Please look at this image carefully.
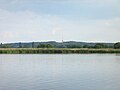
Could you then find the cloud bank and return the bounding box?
[0,8,120,43]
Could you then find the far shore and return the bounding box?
[0,48,120,54]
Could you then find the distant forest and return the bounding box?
[0,41,120,49]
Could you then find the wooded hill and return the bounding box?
[0,41,115,48]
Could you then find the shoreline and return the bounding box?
[0,48,120,54]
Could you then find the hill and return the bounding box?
[2,41,114,48]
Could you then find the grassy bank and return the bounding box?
[0,48,120,54]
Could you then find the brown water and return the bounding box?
[0,54,120,90]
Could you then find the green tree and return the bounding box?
[46,44,54,48]
[32,42,35,48]
[0,43,2,48]
[37,44,53,48]
[0,43,10,48]
[94,43,108,49]
[19,42,22,48]
[2,45,10,48]
[37,44,44,48]
[114,42,120,49]
[66,45,81,48]
[83,45,90,48]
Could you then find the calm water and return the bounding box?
[0,54,120,90]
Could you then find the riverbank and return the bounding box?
[0,48,120,54]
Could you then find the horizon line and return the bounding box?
[1,40,119,44]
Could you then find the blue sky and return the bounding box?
[0,0,120,43]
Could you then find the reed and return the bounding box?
[0,48,120,54]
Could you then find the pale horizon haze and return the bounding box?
[0,0,120,43]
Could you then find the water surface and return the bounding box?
[0,54,120,90]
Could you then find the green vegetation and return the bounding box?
[114,42,120,49]
[32,42,35,48]
[0,42,120,54]
[0,48,120,54]
[0,41,117,49]
[0,43,2,48]
[66,45,82,48]
[19,42,22,48]
[37,44,54,48]
[83,45,90,48]
[94,43,108,49]
[0,43,10,48]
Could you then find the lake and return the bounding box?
[0,54,120,90]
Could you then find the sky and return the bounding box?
[0,0,120,43]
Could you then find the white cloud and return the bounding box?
[0,9,120,43]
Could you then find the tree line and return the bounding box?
[0,42,120,49]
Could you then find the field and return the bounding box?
[0,48,120,54]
